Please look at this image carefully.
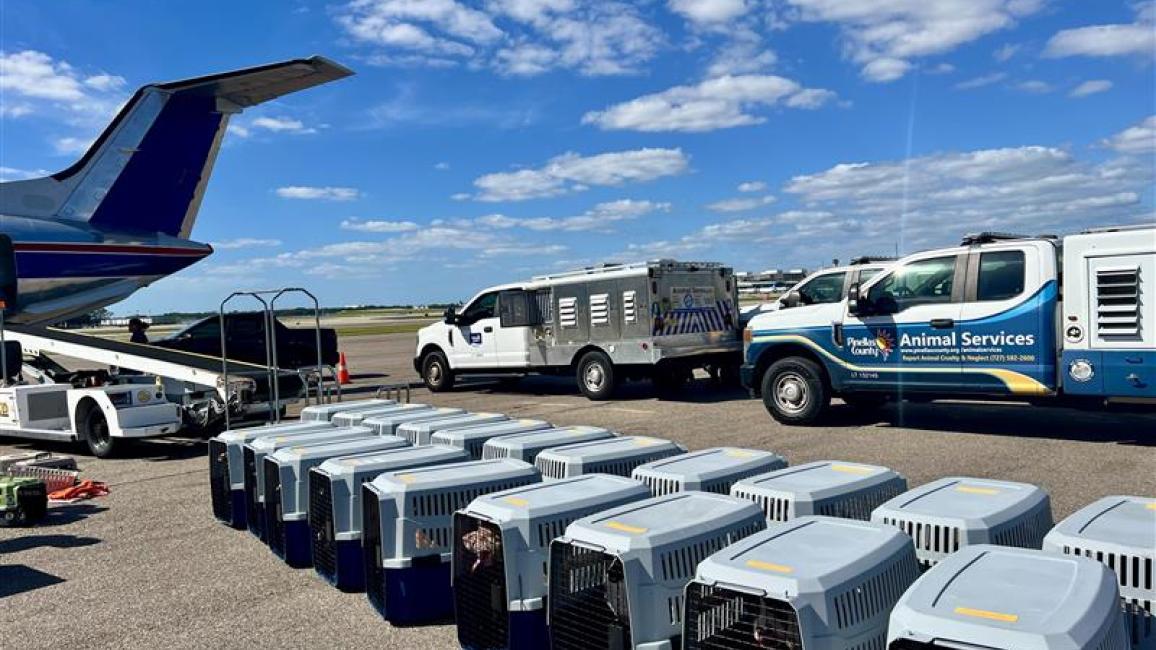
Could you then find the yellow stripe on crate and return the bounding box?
[1147,502,1156,511]
[396,474,417,484]
[503,496,529,507]
[956,486,1000,495]
[745,560,793,574]
[954,607,1018,623]
[605,521,647,534]
[830,464,873,475]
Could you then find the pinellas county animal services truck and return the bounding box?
[742,226,1156,424]
[415,260,741,399]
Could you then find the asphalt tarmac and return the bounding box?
[2,332,1153,648]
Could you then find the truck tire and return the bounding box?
[577,351,616,400]
[761,357,829,425]
[421,350,455,392]
[81,406,118,459]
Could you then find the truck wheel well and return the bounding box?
[74,396,100,435]
[419,344,445,363]
[570,345,608,369]
[753,344,830,396]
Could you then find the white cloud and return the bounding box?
[227,124,251,138]
[251,116,316,134]
[434,161,450,170]
[471,148,690,201]
[338,0,664,77]
[52,136,92,155]
[1044,3,1156,58]
[993,43,1021,61]
[0,166,48,181]
[582,74,836,133]
[211,238,283,250]
[782,0,1043,82]
[0,50,124,115]
[955,72,1007,90]
[668,0,750,25]
[275,186,361,201]
[1070,80,1113,98]
[1015,80,1053,94]
[1101,115,1156,155]
[737,180,766,192]
[340,218,421,232]
[783,145,1152,249]
[706,194,776,212]
[476,199,671,231]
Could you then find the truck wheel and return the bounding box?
[82,407,117,459]
[421,351,455,392]
[761,357,829,425]
[577,351,616,400]
[841,393,889,411]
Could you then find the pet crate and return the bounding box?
[396,412,508,446]
[1044,495,1155,650]
[632,447,787,497]
[263,435,408,567]
[482,426,616,464]
[330,402,433,427]
[300,398,396,422]
[887,545,1129,650]
[361,458,541,625]
[210,420,335,529]
[535,436,686,480]
[872,476,1053,567]
[309,445,471,591]
[429,419,553,460]
[731,460,907,523]
[548,492,766,650]
[242,425,373,540]
[454,474,651,650]
[684,515,919,650]
[360,406,468,436]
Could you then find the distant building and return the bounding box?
[736,268,809,295]
[99,316,153,327]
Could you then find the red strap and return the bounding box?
[48,479,110,500]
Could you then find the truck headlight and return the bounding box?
[1068,359,1094,382]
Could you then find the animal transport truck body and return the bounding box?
[742,226,1156,424]
[415,260,742,399]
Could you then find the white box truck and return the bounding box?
[415,260,741,399]
[742,226,1155,423]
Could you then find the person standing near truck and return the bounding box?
[128,318,150,344]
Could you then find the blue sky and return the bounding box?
[2,0,1153,314]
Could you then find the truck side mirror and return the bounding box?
[443,306,457,325]
[847,283,867,315]
[781,291,801,309]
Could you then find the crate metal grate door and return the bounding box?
[208,439,232,521]
[243,447,263,535]
[549,542,632,650]
[309,470,337,579]
[685,582,804,650]
[362,484,386,611]
[453,514,509,649]
[264,458,285,554]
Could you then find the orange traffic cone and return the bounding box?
[336,352,351,385]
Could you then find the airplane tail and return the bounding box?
[0,56,352,238]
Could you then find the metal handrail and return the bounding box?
[219,292,275,431]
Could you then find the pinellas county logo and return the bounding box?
[848,328,896,360]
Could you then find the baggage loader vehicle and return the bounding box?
[742,227,1156,423]
[416,260,742,400]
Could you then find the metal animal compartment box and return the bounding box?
[684,516,919,650]
[535,436,686,480]
[299,398,397,422]
[242,426,373,540]
[482,426,615,463]
[210,420,336,529]
[548,492,765,650]
[429,419,553,460]
[872,476,1053,567]
[263,435,409,567]
[360,406,467,435]
[330,402,433,427]
[632,447,786,497]
[454,474,651,650]
[1043,495,1155,650]
[731,460,907,523]
[395,411,507,446]
[361,458,541,625]
[309,445,471,591]
[887,545,1129,650]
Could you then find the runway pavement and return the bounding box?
[2,332,1154,648]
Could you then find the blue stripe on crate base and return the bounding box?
[380,562,455,625]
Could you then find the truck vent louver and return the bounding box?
[453,516,509,650]
[1096,266,1141,337]
[558,297,577,328]
[685,583,804,649]
[623,290,637,322]
[590,293,610,326]
[208,439,231,522]
[308,472,337,580]
[549,543,632,650]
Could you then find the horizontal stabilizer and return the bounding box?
[153,56,354,109]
